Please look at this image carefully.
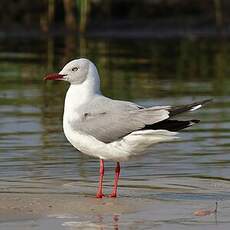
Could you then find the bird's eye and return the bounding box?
[72,67,78,71]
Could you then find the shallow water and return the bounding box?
[0,35,230,229]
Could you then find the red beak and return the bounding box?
[43,73,66,81]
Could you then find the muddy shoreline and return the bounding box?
[0,193,147,221]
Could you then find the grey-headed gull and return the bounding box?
[44,58,211,198]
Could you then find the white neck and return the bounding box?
[64,63,101,113]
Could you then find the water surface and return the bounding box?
[0,35,230,229]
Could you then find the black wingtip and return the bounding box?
[169,99,213,117]
[200,99,213,105]
[190,99,213,111]
[191,119,200,124]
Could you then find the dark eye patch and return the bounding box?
[72,67,79,71]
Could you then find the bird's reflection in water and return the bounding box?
[62,214,120,229]
[113,215,120,230]
[96,214,120,230]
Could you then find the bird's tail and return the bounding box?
[120,129,178,159]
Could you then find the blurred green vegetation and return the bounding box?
[0,0,228,33]
[0,36,230,99]
[0,1,229,100]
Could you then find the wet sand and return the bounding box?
[0,193,228,229]
[0,193,145,220]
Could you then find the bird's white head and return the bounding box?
[44,58,100,88]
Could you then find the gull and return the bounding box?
[44,58,211,198]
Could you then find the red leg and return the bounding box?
[109,162,120,198]
[96,159,105,198]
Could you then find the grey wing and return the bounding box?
[75,111,141,143]
[73,98,170,143]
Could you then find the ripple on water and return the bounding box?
[0,37,230,229]
[1,59,230,175]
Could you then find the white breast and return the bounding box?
[63,116,178,161]
[63,84,178,161]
